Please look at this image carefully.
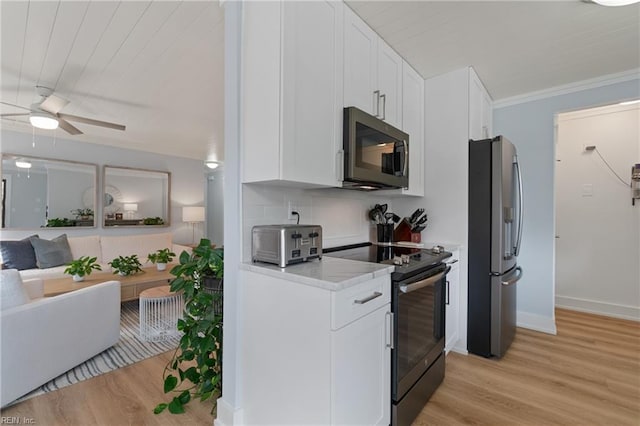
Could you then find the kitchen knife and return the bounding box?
[409,208,424,224]
[414,214,428,226]
[412,225,426,233]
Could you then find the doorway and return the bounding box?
[555,102,640,320]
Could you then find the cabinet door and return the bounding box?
[332,306,391,426]
[445,263,460,354]
[469,70,484,140]
[481,89,493,139]
[401,61,424,196]
[377,41,403,129]
[344,5,378,115]
[282,0,344,187]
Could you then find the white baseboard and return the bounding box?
[214,397,244,426]
[517,311,557,335]
[556,296,640,322]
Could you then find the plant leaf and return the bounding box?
[164,375,178,393]
[178,390,191,405]
[153,403,168,414]
[184,366,200,384]
[168,398,185,414]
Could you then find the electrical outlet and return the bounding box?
[287,201,298,220]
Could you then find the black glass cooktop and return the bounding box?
[324,242,451,280]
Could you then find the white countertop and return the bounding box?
[241,257,394,291]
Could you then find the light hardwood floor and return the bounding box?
[2,309,639,425]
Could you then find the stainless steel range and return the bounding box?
[324,243,451,425]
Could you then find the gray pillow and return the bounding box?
[30,234,73,269]
[0,235,39,271]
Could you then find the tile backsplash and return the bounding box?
[242,183,392,262]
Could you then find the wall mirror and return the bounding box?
[103,166,170,227]
[1,153,97,229]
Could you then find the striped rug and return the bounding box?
[14,300,180,404]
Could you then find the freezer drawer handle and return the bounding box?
[354,291,382,304]
[399,266,451,293]
[502,266,523,286]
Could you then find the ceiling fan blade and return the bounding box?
[57,118,83,135]
[0,101,31,111]
[58,113,125,131]
[1,113,29,117]
[40,94,69,114]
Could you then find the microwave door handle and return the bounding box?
[402,139,408,177]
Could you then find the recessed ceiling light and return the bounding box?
[15,159,32,169]
[29,111,59,130]
[206,161,221,169]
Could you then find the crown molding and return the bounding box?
[493,69,640,109]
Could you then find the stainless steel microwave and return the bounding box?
[342,106,409,190]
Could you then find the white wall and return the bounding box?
[493,76,640,328]
[207,168,225,247]
[0,129,206,244]
[556,102,640,320]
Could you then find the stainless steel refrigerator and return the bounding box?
[468,135,524,358]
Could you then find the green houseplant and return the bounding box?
[147,248,176,271]
[64,256,102,282]
[154,238,223,415]
[46,217,73,227]
[109,254,143,276]
[71,208,94,220]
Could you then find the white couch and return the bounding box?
[16,232,191,280]
[1,272,121,407]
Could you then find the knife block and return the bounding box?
[393,219,413,242]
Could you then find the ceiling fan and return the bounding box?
[0,86,126,135]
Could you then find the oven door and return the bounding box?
[392,265,449,401]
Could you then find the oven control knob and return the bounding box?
[401,254,410,264]
[393,256,403,266]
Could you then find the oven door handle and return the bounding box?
[399,266,450,294]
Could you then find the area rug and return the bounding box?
[13,300,181,404]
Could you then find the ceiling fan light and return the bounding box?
[592,0,639,5]
[29,112,59,130]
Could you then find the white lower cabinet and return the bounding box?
[241,268,391,425]
[445,251,460,354]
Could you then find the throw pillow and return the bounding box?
[30,234,73,269]
[0,235,39,271]
[0,269,31,310]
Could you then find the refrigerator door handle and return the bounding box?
[502,266,523,286]
[514,157,524,256]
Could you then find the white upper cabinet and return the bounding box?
[344,6,403,129]
[469,68,493,140]
[242,1,344,187]
[401,61,424,197]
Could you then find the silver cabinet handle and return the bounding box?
[373,90,381,117]
[385,311,394,349]
[354,291,382,304]
[502,266,523,286]
[446,280,450,305]
[380,93,386,121]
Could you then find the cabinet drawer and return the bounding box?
[331,275,391,330]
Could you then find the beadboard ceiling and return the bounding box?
[1,1,638,161]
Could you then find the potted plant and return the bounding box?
[109,255,143,276]
[64,256,102,282]
[147,248,176,271]
[46,217,73,227]
[143,217,165,225]
[154,238,223,415]
[71,208,94,220]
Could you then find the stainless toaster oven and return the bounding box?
[252,225,322,267]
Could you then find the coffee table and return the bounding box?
[43,266,175,302]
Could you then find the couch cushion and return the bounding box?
[101,233,173,266]
[1,269,30,310]
[68,235,102,263]
[0,235,38,271]
[30,234,73,269]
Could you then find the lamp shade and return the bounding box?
[183,206,205,222]
[123,203,138,212]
